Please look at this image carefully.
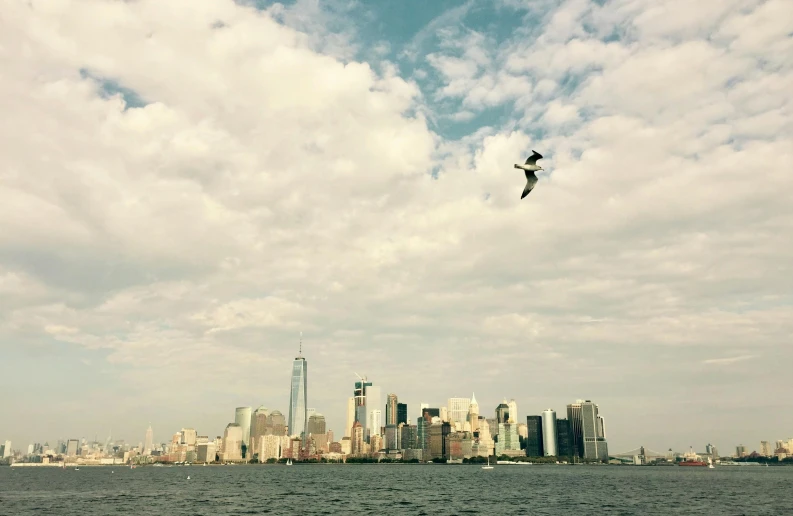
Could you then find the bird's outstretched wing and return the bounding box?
[521,170,538,199]
[525,150,543,166]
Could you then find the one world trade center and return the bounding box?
[288,335,308,442]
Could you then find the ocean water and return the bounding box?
[1,464,790,515]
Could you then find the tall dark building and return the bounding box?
[496,402,510,424]
[417,416,431,454]
[556,418,574,458]
[422,407,440,419]
[567,400,608,460]
[567,401,584,458]
[526,416,544,457]
[397,403,408,425]
[401,424,418,449]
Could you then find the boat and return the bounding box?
[74,467,79,471]
[708,458,715,469]
[678,460,708,467]
[482,457,493,470]
[286,458,293,466]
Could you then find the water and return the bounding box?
[1,464,790,515]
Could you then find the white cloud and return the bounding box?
[1,0,792,452]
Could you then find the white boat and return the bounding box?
[708,458,715,469]
[482,457,493,470]
[286,459,293,466]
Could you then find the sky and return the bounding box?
[1,0,791,455]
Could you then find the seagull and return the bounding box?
[514,150,543,199]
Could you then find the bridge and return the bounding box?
[610,446,669,463]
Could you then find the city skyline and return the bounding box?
[3,345,790,458]
[2,0,791,458]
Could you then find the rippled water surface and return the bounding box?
[1,464,790,515]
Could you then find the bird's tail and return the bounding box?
[513,164,519,168]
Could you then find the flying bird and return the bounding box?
[514,150,543,199]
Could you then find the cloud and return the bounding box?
[1,0,791,454]
[702,355,756,366]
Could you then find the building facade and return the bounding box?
[288,350,308,440]
[542,409,558,456]
[526,416,543,457]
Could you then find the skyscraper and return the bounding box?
[556,418,575,458]
[496,400,510,424]
[579,400,608,461]
[448,397,471,431]
[541,409,557,456]
[346,397,355,437]
[526,416,543,457]
[143,424,154,456]
[235,407,252,453]
[397,403,408,425]
[353,375,372,436]
[365,385,382,440]
[288,340,308,440]
[567,401,583,457]
[508,399,518,424]
[251,406,269,446]
[307,413,326,435]
[386,393,399,426]
[468,393,480,432]
[221,423,243,462]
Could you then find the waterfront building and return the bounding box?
[760,441,774,457]
[196,442,216,463]
[736,444,747,457]
[386,394,399,426]
[570,400,608,461]
[526,416,543,457]
[307,413,326,435]
[440,406,448,422]
[556,418,575,458]
[448,397,471,432]
[446,432,473,460]
[258,435,280,462]
[397,403,408,425]
[542,409,558,456]
[143,424,154,456]
[288,344,308,441]
[221,423,243,462]
[346,397,355,437]
[66,439,78,457]
[366,385,382,441]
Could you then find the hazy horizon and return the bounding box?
[2,0,791,455]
